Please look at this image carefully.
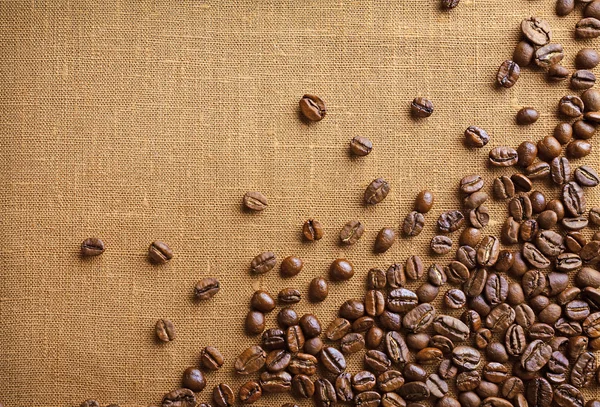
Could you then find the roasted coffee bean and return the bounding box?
[365,289,385,317]
[486,304,516,332]
[536,230,565,257]
[535,43,564,68]
[438,359,458,380]
[554,384,584,407]
[521,340,552,372]
[265,350,291,373]
[522,16,551,45]
[538,136,562,161]
[428,264,447,287]
[250,290,275,313]
[521,220,539,244]
[576,17,600,38]
[526,378,552,407]
[81,237,105,256]
[523,243,551,268]
[235,346,266,375]
[469,205,490,228]
[415,190,434,213]
[584,312,600,337]
[506,324,526,357]
[512,174,533,192]
[352,316,375,333]
[335,373,353,402]
[487,342,509,363]
[304,337,323,356]
[403,303,436,333]
[567,140,593,158]
[517,142,538,168]
[212,384,235,407]
[551,157,572,185]
[557,0,576,15]
[340,220,365,245]
[513,40,535,66]
[321,347,346,374]
[496,251,515,273]
[575,165,599,187]
[302,219,323,241]
[381,392,406,407]
[383,263,404,288]
[258,372,291,394]
[286,325,305,353]
[526,162,551,179]
[364,349,392,374]
[411,97,434,118]
[485,273,508,305]
[501,376,524,400]
[558,287,582,306]
[407,333,431,351]
[352,371,376,392]
[456,371,481,392]
[556,253,582,272]
[464,191,488,209]
[387,288,418,312]
[509,195,532,221]
[379,310,402,330]
[149,241,173,264]
[194,278,220,301]
[350,136,373,156]
[364,178,390,205]
[339,299,364,320]
[243,191,268,212]
[452,345,481,370]
[181,367,206,392]
[548,64,570,82]
[156,319,175,342]
[299,94,326,121]
[200,346,224,371]
[493,176,515,199]
[367,268,386,290]
[489,146,518,166]
[461,309,483,333]
[587,0,600,18]
[404,363,428,382]
[577,48,600,70]
[497,60,520,88]
[433,315,469,341]
[377,370,405,392]
[330,258,354,281]
[445,261,470,284]
[431,235,452,255]
[238,380,262,404]
[308,277,328,302]
[591,208,600,226]
[538,210,558,230]
[555,123,574,144]
[580,265,600,287]
[375,227,396,253]
[354,391,381,407]
[586,111,600,123]
[563,216,589,231]
[477,381,500,399]
[458,392,481,407]
[559,95,585,118]
[568,336,589,359]
[403,211,425,236]
[366,327,384,349]
[523,269,548,298]
[530,191,547,214]
[162,389,197,407]
[530,322,555,342]
[250,252,276,274]
[430,335,455,355]
[547,272,570,296]
[288,353,318,376]
[563,181,586,217]
[460,227,481,248]
[457,245,477,270]
[339,332,364,354]
[572,70,597,90]
[473,329,491,350]
[502,217,519,245]
[384,331,409,363]
[406,255,424,280]
[571,351,597,387]
[280,256,303,277]
[397,382,430,402]
[278,288,301,304]
[299,314,321,338]
[460,174,485,193]
[277,308,298,328]
[426,374,448,398]
[470,295,492,317]
[314,378,336,407]
[325,318,351,341]
[573,119,597,139]
[292,374,315,399]
[477,236,500,267]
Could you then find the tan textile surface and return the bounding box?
[1,0,600,406]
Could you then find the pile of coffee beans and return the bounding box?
[73,18,600,407]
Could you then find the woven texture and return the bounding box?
[1,1,600,406]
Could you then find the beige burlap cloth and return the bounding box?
[1,1,599,406]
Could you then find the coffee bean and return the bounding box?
[438,210,465,232]
[213,384,235,407]
[403,363,427,382]
[403,303,436,333]
[485,273,508,305]
[304,337,323,355]
[286,325,305,353]
[416,283,440,303]
[486,304,516,332]
[493,176,515,199]
[375,227,396,253]
[554,384,584,407]
[299,94,326,121]
[431,235,452,255]
[591,208,600,226]
[386,263,406,288]
[526,378,552,407]
[149,241,173,264]
[308,277,328,302]
[433,315,469,341]
[526,162,551,180]
[238,381,262,404]
[511,174,532,193]
[426,374,448,398]
[559,95,585,117]
[340,332,365,354]
[330,258,354,281]
[513,41,535,66]
[339,299,364,320]
[155,319,175,342]
[474,328,492,349]
[260,371,292,393]
[414,190,434,213]
[445,261,470,284]
[367,268,386,290]
[278,288,301,304]
[277,308,298,328]
[352,371,376,392]
[538,136,562,161]
[452,345,481,370]
[571,351,597,387]
[583,88,600,111]
[245,311,266,335]
[384,331,409,364]
[529,191,546,214]
[299,314,321,338]
[350,136,373,156]
[463,267,487,297]
[427,264,447,286]
[502,377,524,400]
[302,219,324,241]
[314,378,336,407]
[380,392,407,407]
[398,381,430,401]
[366,327,384,349]
[464,126,490,148]
[460,174,484,194]
[456,370,481,392]
[250,251,276,274]
[577,48,600,70]
[250,291,276,313]
[574,119,597,140]
[555,123,574,144]
[587,0,600,18]
[537,210,558,230]
[501,217,519,245]
[522,16,552,45]
[469,205,490,228]
[377,370,405,392]
[288,353,318,375]
[510,195,533,221]
[464,191,488,209]
[340,220,365,245]
[497,60,520,88]
[567,140,592,158]
[411,97,434,118]
[575,165,599,187]
[387,288,418,313]
[505,324,526,357]
[199,346,224,371]
[523,242,551,268]
[325,318,351,341]
[551,157,572,186]
[194,278,220,300]
[400,211,426,237]
[365,289,385,316]
[520,219,539,242]
[563,181,586,216]
[81,237,105,256]
[460,227,481,248]
[320,347,346,374]
[572,70,596,90]
[556,253,582,272]
[576,17,600,38]
[496,250,515,273]
[548,64,570,82]
[576,266,600,287]
[489,146,518,166]
[243,191,268,211]
[521,339,552,372]
[535,43,564,68]
[457,245,477,269]
[334,373,353,402]
[536,230,565,257]
[162,389,196,407]
[280,256,303,277]
[364,178,390,204]
[292,374,314,398]
[557,0,576,15]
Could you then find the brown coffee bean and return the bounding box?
[575,165,599,187]
[548,64,570,82]
[416,347,444,364]
[465,126,490,148]
[181,367,206,392]
[243,191,268,211]
[194,278,220,300]
[213,384,235,407]
[366,327,384,349]
[162,389,197,407]
[520,219,539,242]
[411,97,434,118]
[525,378,552,407]
[559,95,585,118]
[367,268,387,289]
[304,337,323,355]
[464,191,488,209]
[489,146,518,166]
[387,288,419,312]
[438,210,465,232]
[155,319,175,342]
[314,378,336,407]
[576,48,600,70]
[250,251,277,274]
[386,263,406,288]
[511,174,532,193]
[571,351,597,387]
[365,289,385,317]
[469,205,490,228]
[415,190,434,213]
[574,120,597,140]
[385,331,409,364]
[326,318,351,341]
[557,0,575,15]
[485,273,508,305]
[475,328,492,349]
[403,211,425,236]
[521,16,552,45]
[456,371,481,392]
[591,208,600,226]
[403,362,428,382]
[288,353,318,376]
[477,236,500,267]
[375,227,396,253]
[200,346,225,371]
[434,314,469,341]
[292,374,314,398]
[497,60,520,88]
[583,88,600,111]
[501,217,519,245]
[321,347,346,374]
[586,0,600,18]
[452,345,481,370]
[513,41,535,66]
[538,136,562,161]
[563,181,586,217]
[340,220,365,245]
[486,304,516,333]
[277,308,298,328]
[350,136,373,156]
[493,176,515,199]
[299,94,326,121]
[457,245,477,270]
[364,178,390,205]
[576,17,600,38]
[340,332,365,354]
[245,311,266,335]
[431,235,452,255]
[496,250,515,273]
[550,157,571,186]
[460,227,481,247]
[303,219,324,241]
[81,237,105,256]
[339,299,364,320]
[378,370,405,392]
[417,283,440,303]
[308,277,328,302]
[149,241,174,264]
[353,371,376,392]
[572,70,597,90]
[463,267,487,297]
[335,373,353,402]
[280,256,303,277]
[278,288,301,304]
[555,123,574,144]
[299,314,321,338]
[428,264,447,287]
[286,325,305,353]
[535,43,564,68]
[567,140,592,158]
[238,381,262,404]
[521,340,552,372]
[260,371,292,393]
[529,191,546,214]
[330,258,354,281]
[249,291,275,313]
[460,174,485,193]
[526,162,551,180]
[403,303,436,333]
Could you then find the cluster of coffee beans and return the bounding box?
[557,0,600,39]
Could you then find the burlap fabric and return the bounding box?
[1,1,599,406]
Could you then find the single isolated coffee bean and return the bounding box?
[330,258,354,281]
[571,70,596,90]
[411,97,434,118]
[280,256,303,277]
[521,16,552,45]
[243,191,268,211]
[364,178,390,205]
[431,235,452,255]
[403,211,425,236]
[299,94,326,121]
[548,64,570,82]
[516,107,539,125]
[489,146,518,167]
[277,308,298,328]
[415,190,435,213]
[464,126,490,148]
[513,41,535,66]
[497,60,520,88]
[374,227,396,253]
[149,241,174,264]
[511,174,532,192]
[182,367,206,392]
[81,238,105,256]
[303,219,324,241]
[438,210,465,232]
[493,176,515,199]
[250,251,276,274]
[250,290,276,313]
[162,389,197,407]
[155,319,175,342]
[278,288,301,304]
[308,277,328,302]
[350,136,373,156]
[577,48,600,69]
[575,165,600,187]
[194,278,220,300]
[340,220,365,245]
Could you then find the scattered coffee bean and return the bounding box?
[308,277,328,302]
[149,241,174,264]
[403,211,425,236]
[567,139,592,158]
[194,278,220,300]
[557,0,575,15]
[350,136,373,156]
[303,219,324,241]
[571,70,596,90]
[200,346,224,370]
[364,178,390,205]
[489,146,518,167]
[280,256,303,277]
[155,319,175,342]
[513,41,535,66]
[411,97,434,118]
[278,288,301,304]
[330,258,354,281]
[534,43,564,68]
[559,95,584,117]
[548,64,570,82]
[277,307,298,328]
[163,389,196,407]
[299,94,326,121]
[576,17,600,38]
[465,126,490,148]
[415,190,434,213]
[182,367,206,392]
[521,16,552,45]
[250,251,276,274]
[243,191,268,211]
[431,235,452,255]
[245,311,266,335]
[374,227,396,253]
[537,136,562,161]
[81,238,105,256]
[497,60,520,88]
[238,380,262,404]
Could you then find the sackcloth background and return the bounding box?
[1,1,600,406]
